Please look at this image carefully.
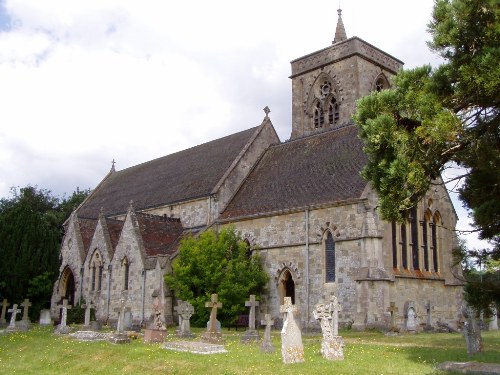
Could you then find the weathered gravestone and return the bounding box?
[39,309,53,326]
[260,314,275,353]
[424,300,434,331]
[17,298,32,331]
[404,302,418,333]
[313,294,344,360]
[6,304,21,333]
[201,294,224,344]
[144,297,167,343]
[54,299,72,334]
[81,300,95,329]
[0,299,9,327]
[241,294,260,343]
[462,306,483,356]
[280,297,305,364]
[387,302,399,332]
[175,300,195,338]
[109,297,130,344]
[488,306,498,331]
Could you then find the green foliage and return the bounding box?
[0,185,89,319]
[165,227,268,327]
[354,0,499,241]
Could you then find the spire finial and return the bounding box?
[333,8,347,44]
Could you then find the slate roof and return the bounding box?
[220,124,368,219]
[136,213,184,257]
[77,126,260,219]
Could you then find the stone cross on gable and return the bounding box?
[245,295,259,331]
[330,294,342,336]
[21,299,32,322]
[82,300,95,327]
[0,298,9,324]
[57,299,72,328]
[8,304,21,328]
[387,302,398,330]
[205,294,222,333]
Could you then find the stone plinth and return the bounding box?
[241,329,260,343]
[70,331,112,341]
[144,328,167,343]
[321,336,344,360]
[164,341,227,355]
[109,333,130,344]
[201,331,224,345]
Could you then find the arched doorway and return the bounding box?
[59,266,76,305]
[278,269,295,305]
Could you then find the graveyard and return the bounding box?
[0,324,499,374]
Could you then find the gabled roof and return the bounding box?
[221,124,368,219]
[105,218,125,251]
[77,218,98,254]
[77,126,260,218]
[136,213,184,257]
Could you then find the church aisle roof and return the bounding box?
[77,218,98,254]
[77,126,260,218]
[136,213,184,257]
[221,124,368,219]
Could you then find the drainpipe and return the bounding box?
[79,267,84,305]
[106,264,112,323]
[305,208,310,329]
[141,269,146,326]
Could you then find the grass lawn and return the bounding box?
[0,325,499,374]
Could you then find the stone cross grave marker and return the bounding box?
[82,300,95,327]
[109,297,130,344]
[425,300,434,330]
[55,299,72,334]
[462,305,483,356]
[175,300,195,338]
[0,298,9,325]
[387,302,399,331]
[206,294,222,333]
[7,304,21,331]
[260,313,275,353]
[330,294,342,336]
[242,294,260,342]
[21,299,32,322]
[280,297,305,364]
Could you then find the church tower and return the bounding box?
[290,9,404,139]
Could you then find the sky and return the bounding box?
[0,0,490,250]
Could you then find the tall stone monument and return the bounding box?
[54,299,72,334]
[313,294,344,360]
[201,294,224,344]
[260,313,275,353]
[109,297,130,344]
[175,300,195,338]
[241,294,260,342]
[462,306,483,356]
[280,297,305,364]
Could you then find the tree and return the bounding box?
[165,227,268,327]
[0,185,89,320]
[353,0,499,253]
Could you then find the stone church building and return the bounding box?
[51,11,464,331]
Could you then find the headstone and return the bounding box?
[206,319,221,332]
[6,303,21,333]
[404,302,417,333]
[260,314,275,353]
[424,300,434,331]
[280,297,305,364]
[81,300,94,328]
[109,297,130,344]
[176,300,195,338]
[313,295,344,360]
[54,299,72,334]
[387,302,399,332]
[241,294,260,342]
[144,298,167,343]
[488,306,498,331]
[39,309,53,326]
[0,299,9,327]
[201,293,224,344]
[462,305,483,356]
[17,298,32,331]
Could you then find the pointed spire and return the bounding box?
[333,8,347,44]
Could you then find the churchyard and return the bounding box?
[0,325,498,374]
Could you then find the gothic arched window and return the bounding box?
[374,74,390,92]
[432,213,441,272]
[328,97,340,125]
[90,250,103,292]
[122,257,130,291]
[313,101,324,128]
[325,231,336,283]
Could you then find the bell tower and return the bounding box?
[289,9,404,140]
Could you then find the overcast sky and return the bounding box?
[0,0,489,250]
